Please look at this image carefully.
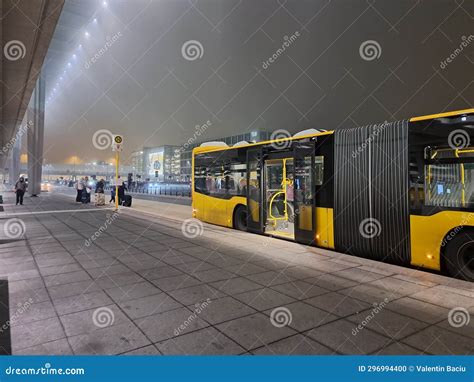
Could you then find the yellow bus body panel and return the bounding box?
[315,207,334,249]
[192,192,246,228]
[410,211,474,270]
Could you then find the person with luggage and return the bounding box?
[117,176,127,205]
[95,178,105,206]
[75,177,85,202]
[81,176,91,204]
[14,176,27,205]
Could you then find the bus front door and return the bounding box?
[246,148,263,233]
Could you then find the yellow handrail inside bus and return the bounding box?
[455,149,466,206]
[268,191,287,223]
[267,158,291,226]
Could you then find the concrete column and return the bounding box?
[27,77,45,196]
[8,131,21,186]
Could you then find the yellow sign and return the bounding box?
[114,135,123,144]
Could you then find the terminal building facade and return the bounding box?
[130,129,271,182]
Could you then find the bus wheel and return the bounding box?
[234,205,247,231]
[445,232,474,281]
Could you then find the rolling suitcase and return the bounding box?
[122,194,132,207]
[81,190,90,204]
[95,193,105,206]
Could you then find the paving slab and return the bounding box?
[135,306,210,342]
[156,327,245,355]
[216,313,297,351]
[306,319,391,355]
[68,322,151,355]
[252,334,334,355]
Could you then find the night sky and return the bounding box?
[42,0,473,165]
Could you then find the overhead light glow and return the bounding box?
[72,54,77,59]
[85,31,90,38]
[93,18,98,23]
[102,1,108,7]
[67,62,72,67]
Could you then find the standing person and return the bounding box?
[117,176,127,205]
[109,177,116,203]
[81,176,91,204]
[14,176,27,205]
[95,178,105,194]
[95,178,105,206]
[75,177,84,202]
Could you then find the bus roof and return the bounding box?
[409,108,474,122]
[193,130,335,155]
[194,108,474,155]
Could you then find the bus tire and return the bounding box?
[233,205,247,231]
[444,231,474,281]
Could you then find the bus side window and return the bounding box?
[314,156,324,186]
[194,165,207,194]
[226,162,246,196]
[409,153,425,212]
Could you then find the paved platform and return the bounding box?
[0,190,472,355]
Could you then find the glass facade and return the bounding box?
[141,145,181,182]
[132,130,270,183]
[130,150,144,178]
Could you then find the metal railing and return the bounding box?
[104,184,191,197]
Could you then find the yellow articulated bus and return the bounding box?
[192,109,474,281]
